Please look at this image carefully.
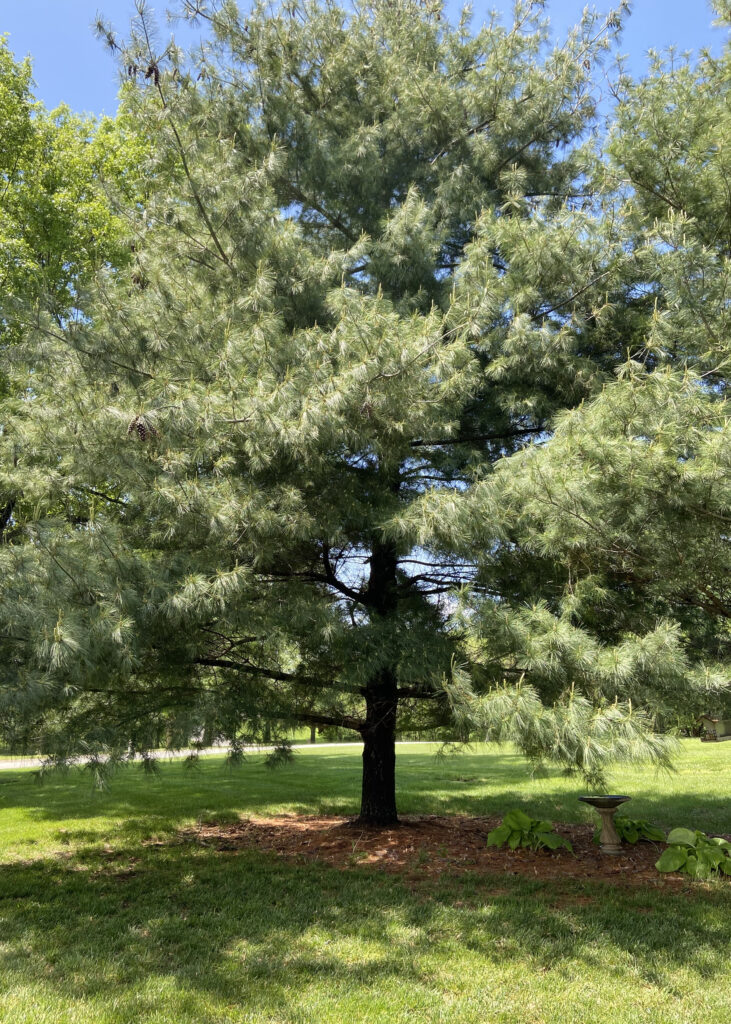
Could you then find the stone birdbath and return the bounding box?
[579,795,631,855]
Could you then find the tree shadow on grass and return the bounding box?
[1,837,730,1023]
[1,748,729,836]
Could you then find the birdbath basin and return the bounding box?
[579,795,631,855]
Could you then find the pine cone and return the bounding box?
[127,415,158,442]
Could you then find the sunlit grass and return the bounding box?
[0,741,729,1024]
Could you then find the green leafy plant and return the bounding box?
[593,817,666,845]
[487,810,572,853]
[655,828,731,879]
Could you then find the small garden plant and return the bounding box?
[487,809,572,853]
[594,817,666,845]
[655,828,731,879]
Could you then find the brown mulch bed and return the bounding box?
[178,814,730,890]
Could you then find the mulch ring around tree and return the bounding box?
[177,815,731,889]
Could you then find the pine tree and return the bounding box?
[411,6,731,740]
[2,0,707,822]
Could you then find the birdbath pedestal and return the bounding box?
[579,795,631,855]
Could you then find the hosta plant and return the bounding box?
[594,817,666,846]
[655,829,731,879]
[487,810,572,853]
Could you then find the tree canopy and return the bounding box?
[1,0,728,823]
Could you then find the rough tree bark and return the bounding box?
[358,666,399,825]
[357,535,400,825]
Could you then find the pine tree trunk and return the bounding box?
[358,673,399,825]
[357,531,401,825]
[310,725,317,744]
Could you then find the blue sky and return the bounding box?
[1,1,727,116]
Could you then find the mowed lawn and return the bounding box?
[0,742,729,1024]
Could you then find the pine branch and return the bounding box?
[293,711,365,732]
[81,488,127,506]
[410,427,544,448]
[322,544,365,603]
[396,686,441,699]
[263,564,368,605]
[288,184,356,241]
[195,657,343,691]
[134,3,232,271]
[0,499,16,539]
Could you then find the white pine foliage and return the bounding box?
[1,0,728,777]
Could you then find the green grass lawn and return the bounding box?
[1,741,730,1024]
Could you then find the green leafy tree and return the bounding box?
[1,1,702,822]
[0,36,137,341]
[0,35,140,541]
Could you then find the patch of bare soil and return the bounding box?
[179,814,729,890]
